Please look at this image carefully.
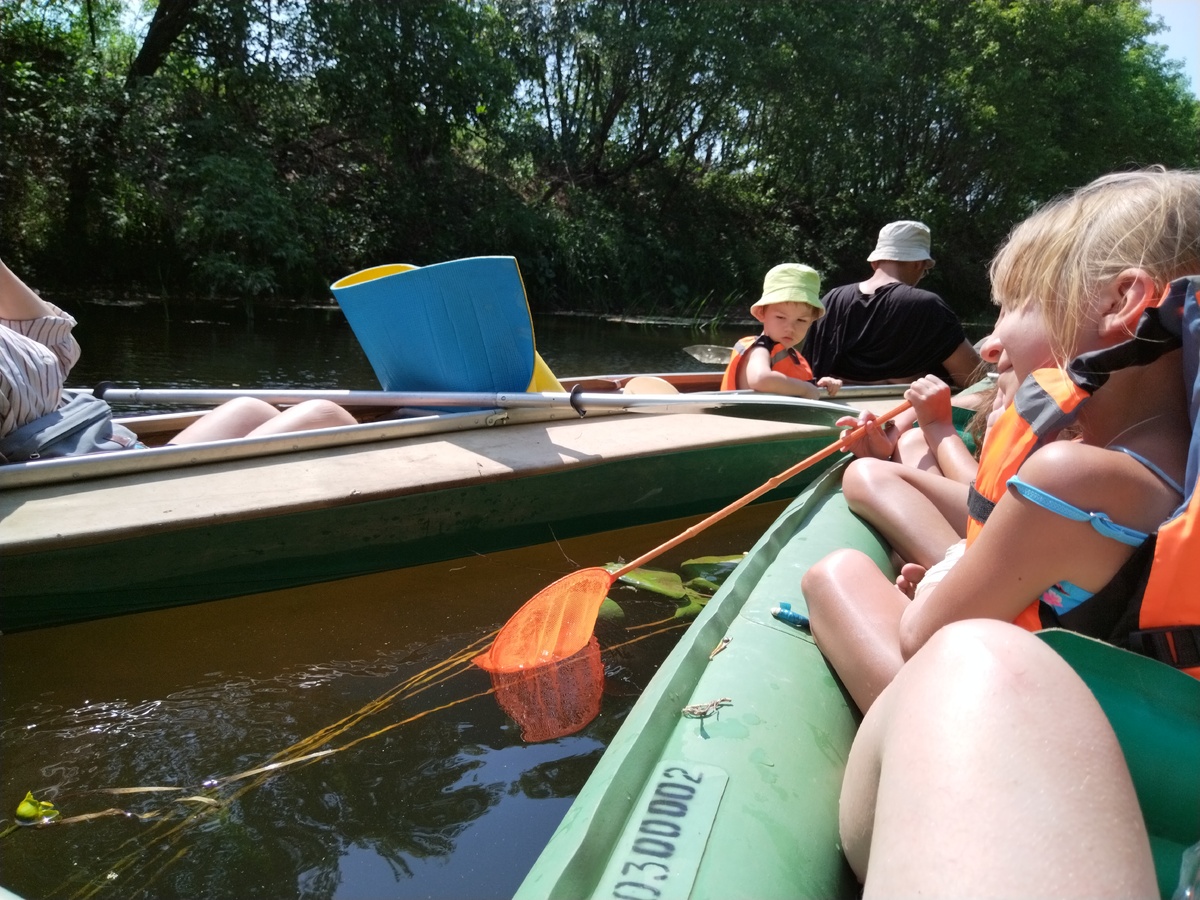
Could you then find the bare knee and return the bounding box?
[893,426,939,471]
[904,619,1047,686]
[843,458,894,513]
[289,399,357,427]
[802,549,877,612]
[248,399,357,437]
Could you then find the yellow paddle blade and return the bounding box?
[473,568,614,673]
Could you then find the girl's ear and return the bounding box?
[1098,268,1159,339]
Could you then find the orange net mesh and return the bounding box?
[473,567,614,673]
[489,636,605,742]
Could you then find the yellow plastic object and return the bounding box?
[329,263,418,289]
[528,351,564,393]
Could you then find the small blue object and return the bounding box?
[771,604,809,629]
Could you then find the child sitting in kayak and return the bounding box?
[720,263,843,399]
[803,167,1200,713]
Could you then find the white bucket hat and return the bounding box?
[867,220,934,263]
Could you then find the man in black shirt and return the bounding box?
[803,221,982,386]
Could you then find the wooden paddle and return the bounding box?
[473,399,913,673]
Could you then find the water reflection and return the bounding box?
[0,502,785,899]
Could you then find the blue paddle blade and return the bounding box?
[331,256,537,393]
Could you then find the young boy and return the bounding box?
[720,263,843,398]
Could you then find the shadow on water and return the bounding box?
[0,501,787,900]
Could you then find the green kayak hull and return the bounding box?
[517,464,1200,900]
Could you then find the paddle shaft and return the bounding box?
[91,384,861,416]
[611,400,912,580]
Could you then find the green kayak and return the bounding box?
[516,463,1200,900]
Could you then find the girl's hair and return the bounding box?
[989,168,1200,364]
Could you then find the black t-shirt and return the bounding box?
[802,281,967,382]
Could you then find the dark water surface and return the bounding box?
[1,297,788,899]
[0,503,787,900]
[58,296,747,393]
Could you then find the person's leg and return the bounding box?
[842,458,968,568]
[890,425,939,471]
[802,549,908,712]
[245,399,357,436]
[840,619,1156,899]
[168,396,281,445]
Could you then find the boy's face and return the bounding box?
[752,301,819,349]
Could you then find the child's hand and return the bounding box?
[835,411,897,459]
[904,375,952,428]
[817,376,843,397]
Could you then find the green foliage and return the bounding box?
[1,0,1196,312]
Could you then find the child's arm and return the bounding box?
[897,440,1182,659]
[743,346,822,398]
[907,376,977,483]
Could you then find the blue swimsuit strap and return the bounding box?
[1005,475,1151,548]
[1109,445,1185,495]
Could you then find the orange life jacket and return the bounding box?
[720,335,814,391]
[964,275,1200,677]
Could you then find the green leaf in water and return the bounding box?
[15,790,59,823]
[671,588,711,619]
[680,555,744,585]
[598,597,625,622]
[614,567,688,599]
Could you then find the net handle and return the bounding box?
[611,400,912,580]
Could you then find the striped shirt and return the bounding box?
[1,305,82,439]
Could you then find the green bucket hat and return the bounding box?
[751,264,824,316]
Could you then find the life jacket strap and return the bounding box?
[1128,626,1200,670]
[966,483,995,525]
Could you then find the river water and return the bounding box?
[59,296,748,393]
[0,298,783,900]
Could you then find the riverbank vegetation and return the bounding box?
[2,0,1196,317]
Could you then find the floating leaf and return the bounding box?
[680,555,744,585]
[597,598,625,622]
[683,577,720,594]
[671,588,711,620]
[612,567,687,599]
[15,791,59,823]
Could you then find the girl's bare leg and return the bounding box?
[168,396,281,445]
[842,458,968,568]
[802,549,908,712]
[169,398,356,444]
[245,399,356,436]
[841,619,1156,899]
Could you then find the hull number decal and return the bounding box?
[594,761,728,900]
